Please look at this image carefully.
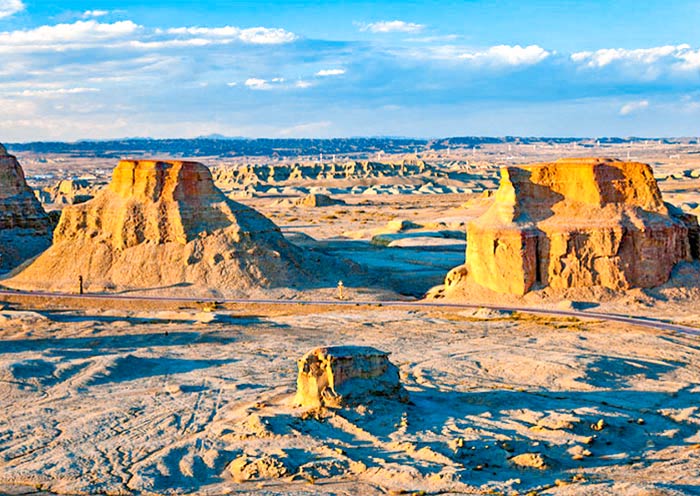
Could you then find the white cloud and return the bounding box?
[244,77,312,90]
[166,26,296,44]
[0,20,297,53]
[572,45,687,68]
[226,82,238,87]
[7,87,99,99]
[619,100,649,116]
[316,68,346,77]
[0,20,141,52]
[462,44,550,66]
[572,44,700,74]
[360,20,424,33]
[82,10,110,19]
[245,78,272,90]
[419,44,550,67]
[0,0,24,19]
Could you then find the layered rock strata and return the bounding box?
[0,146,52,272]
[294,346,403,409]
[445,158,699,295]
[5,160,319,292]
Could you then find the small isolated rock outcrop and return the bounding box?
[0,145,52,272]
[510,452,549,470]
[295,193,345,207]
[229,452,291,482]
[294,346,403,409]
[5,160,324,293]
[443,158,700,296]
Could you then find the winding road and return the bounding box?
[1,288,698,336]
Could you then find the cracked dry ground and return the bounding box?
[2,308,700,495]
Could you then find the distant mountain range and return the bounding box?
[5,136,696,159]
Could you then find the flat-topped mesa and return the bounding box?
[54,160,280,250]
[449,158,699,296]
[6,159,318,293]
[0,146,52,272]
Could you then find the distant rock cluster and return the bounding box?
[35,179,96,206]
[443,158,700,296]
[213,160,429,187]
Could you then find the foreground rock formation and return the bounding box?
[443,158,700,296]
[0,145,52,272]
[5,160,326,293]
[294,346,403,408]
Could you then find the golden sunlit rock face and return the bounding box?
[55,160,254,249]
[0,147,52,272]
[452,158,700,295]
[294,346,403,409]
[5,160,315,293]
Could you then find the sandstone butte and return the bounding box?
[443,158,700,296]
[4,159,326,293]
[0,144,52,272]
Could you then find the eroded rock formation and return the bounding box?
[294,346,403,409]
[36,179,96,205]
[295,193,345,207]
[213,160,428,188]
[5,160,325,292]
[0,146,52,272]
[444,158,700,295]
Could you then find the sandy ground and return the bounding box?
[1,142,700,494]
[2,306,700,495]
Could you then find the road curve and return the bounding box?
[0,288,698,337]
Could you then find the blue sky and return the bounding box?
[0,0,699,141]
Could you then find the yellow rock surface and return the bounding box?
[451,158,699,295]
[294,346,402,409]
[5,160,319,293]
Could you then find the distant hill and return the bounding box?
[4,136,693,159]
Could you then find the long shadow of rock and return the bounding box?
[276,381,700,490]
[0,331,239,355]
[584,355,682,389]
[85,355,236,386]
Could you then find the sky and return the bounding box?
[0,0,699,141]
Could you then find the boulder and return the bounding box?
[229,452,292,482]
[294,346,403,409]
[5,159,328,293]
[0,146,52,272]
[446,158,699,295]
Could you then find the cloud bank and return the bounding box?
[0,10,699,140]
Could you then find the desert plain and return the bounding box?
[2,138,700,495]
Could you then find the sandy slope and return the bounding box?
[1,307,700,495]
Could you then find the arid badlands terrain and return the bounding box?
[2,139,700,495]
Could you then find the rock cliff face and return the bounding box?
[0,147,52,272]
[445,158,699,296]
[5,160,322,292]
